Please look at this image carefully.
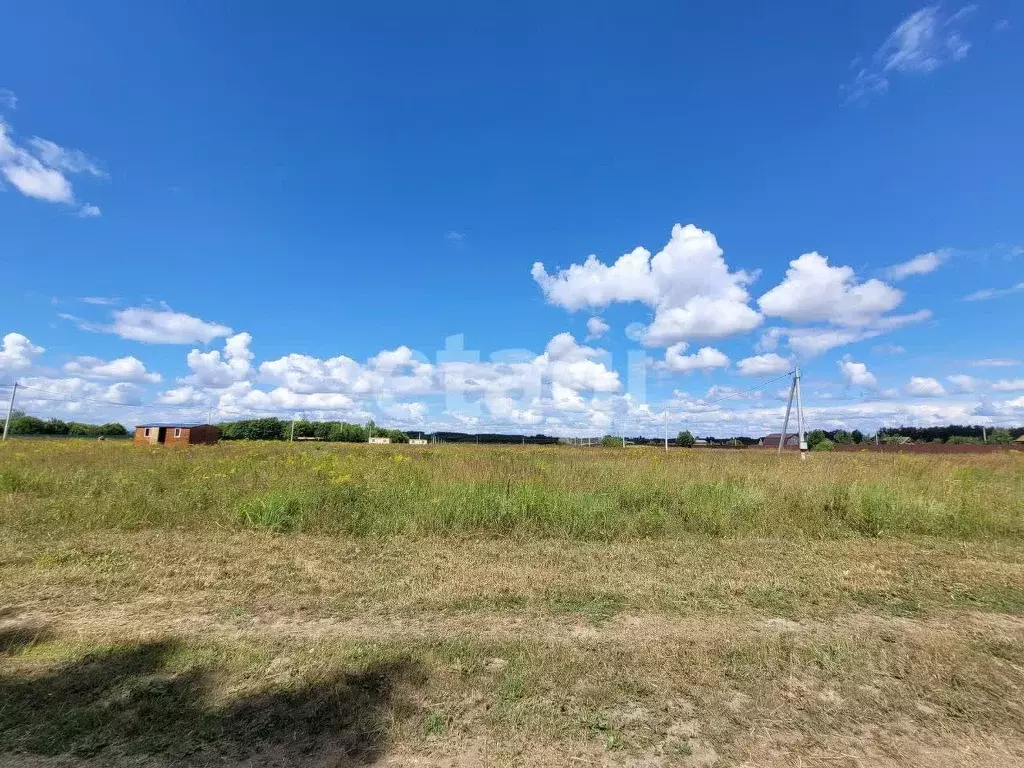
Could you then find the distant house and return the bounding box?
[693,439,709,446]
[368,436,391,445]
[759,432,799,448]
[1015,435,1024,443]
[134,423,220,446]
[408,438,428,445]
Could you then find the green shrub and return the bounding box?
[812,439,835,452]
[948,436,981,445]
[989,428,1013,445]
[806,430,829,449]
[238,490,307,532]
[677,430,695,448]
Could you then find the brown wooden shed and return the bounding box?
[133,423,220,446]
[758,432,799,448]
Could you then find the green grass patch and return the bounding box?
[849,589,927,618]
[951,585,1024,614]
[1,441,1022,542]
[238,490,309,532]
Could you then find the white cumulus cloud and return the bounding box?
[837,356,877,390]
[737,353,792,377]
[380,400,430,422]
[905,376,946,398]
[185,332,253,388]
[64,355,162,384]
[0,332,45,373]
[946,374,979,393]
[157,385,212,406]
[662,343,730,374]
[18,376,145,407]
[585,316,610,340]
[532,224,761,347]
[758,252,903,327]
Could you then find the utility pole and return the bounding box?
[2,382,17,441]
[982,425,987,443]
[794,366,807,460]
[778,373,795,457]
[777,367,808,459]
[290,415,296,442]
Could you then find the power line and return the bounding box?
[696,370,796,409]
[651,370,798,445]
[15,382,356,423]
[15,382,209,410]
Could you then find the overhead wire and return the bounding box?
[695,370,796,409]
[14,382,208,410]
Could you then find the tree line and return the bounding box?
[807,426,1021,450]
[4,411,1022,446]
[430,432,560,445]
[878,424,1024,443]
[217,418,410,443]
[3,412,129,438]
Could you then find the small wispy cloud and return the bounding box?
[992,378,1024,392]
[62,306,233,345]
[81,297,119,306]
[961,282,1024,301]
[970,358,1020,367]
[886,249,949,280]
[0,106,104,217]
[28,137,106,179]
[842,4,979,105]
[993,19,1010,32]
[624,322,646,343]
[0,88,16,111]
[872,344,906,355]
[445,231,465,242]
[585,316,610,341]
[946,374,979,393]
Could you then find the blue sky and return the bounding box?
[1,1,1022,436]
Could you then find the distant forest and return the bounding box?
[878,424,1024,443]
[3,412,1022,445]
[3,412,129,438]
[219,418,410,442]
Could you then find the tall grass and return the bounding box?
[0,441,1021,540]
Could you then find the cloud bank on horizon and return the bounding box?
[4,219,1023,436]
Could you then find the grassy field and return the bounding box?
[1,441,1022,766]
